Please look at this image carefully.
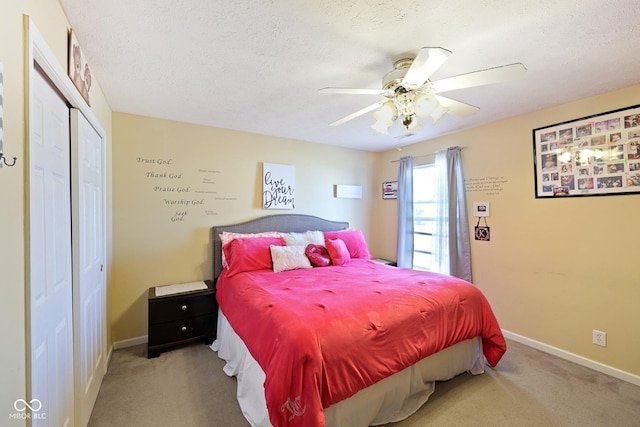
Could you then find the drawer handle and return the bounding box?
[181,305,187,311]
[181,326,187,332]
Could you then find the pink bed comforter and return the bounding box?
[216,259,506,427]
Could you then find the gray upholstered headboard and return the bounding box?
[212,214,349,281]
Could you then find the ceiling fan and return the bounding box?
[318,47,526,135]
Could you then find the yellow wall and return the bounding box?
[0,0,113,416]
[110,112,375,341]
[371,84,640,377]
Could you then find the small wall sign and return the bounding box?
[335,185,362,199]
[382,181,398,199]
[474,218,490,241]
[263,162,295,209]
[473,201,490,217]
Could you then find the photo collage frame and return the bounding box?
[533,104,640,198]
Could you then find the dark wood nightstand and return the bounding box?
[147,280,217,358]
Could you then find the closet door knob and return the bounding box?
[181,305,187,311]
[181,326,187,332]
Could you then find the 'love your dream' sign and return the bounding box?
[263,163,295,209]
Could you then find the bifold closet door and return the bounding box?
[29,65,74,427]
[71,108,107,427]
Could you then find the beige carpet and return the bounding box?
[88,340,640,427]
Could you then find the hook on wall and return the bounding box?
[0,152,17,167]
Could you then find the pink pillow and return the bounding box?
[220,231,282,268]
[326,238,351,266]
[324,229,371,259]
[305,244,331,267]
[225,237,285,276]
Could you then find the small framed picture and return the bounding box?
[68,29,92,106]
[382,181,398,199]
[473,202,490,217]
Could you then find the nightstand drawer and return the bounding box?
[148,313,216,346]
[148,292,216,323]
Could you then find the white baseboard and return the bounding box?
[502,329,640,387]
[106,344,113,368]
[113,335,148,350]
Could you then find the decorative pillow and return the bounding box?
[282,230,325,247]
[220,231,282,268]
[224,236,285,276]
[325,238,351,266]
[305,244,331,267]
[270,245,312,273]
[324,229,371,259]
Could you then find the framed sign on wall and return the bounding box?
[262,162,295,209]
[382,181,398,199]
[67,30,92,106]
[533,104,640,198]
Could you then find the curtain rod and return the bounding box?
[390,146,466,162]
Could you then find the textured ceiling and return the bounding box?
[58,0,640,152]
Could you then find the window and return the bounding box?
[413,165,436,270]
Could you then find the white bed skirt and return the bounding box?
[211,310,485,427]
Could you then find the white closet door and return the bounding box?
[71,109,107,427]
[29,67,74,427]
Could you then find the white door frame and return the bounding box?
[25,15,108,423]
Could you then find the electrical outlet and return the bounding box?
[593,330,607,347]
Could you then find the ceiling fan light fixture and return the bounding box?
[403,115,421,134]
[414,92,438,117]
[430,104,449,124]
[373,100,397,125]
[396,91,416,118]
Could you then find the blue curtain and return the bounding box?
[396,156,414,269]
[433,147,472,281]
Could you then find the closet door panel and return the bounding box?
[71,109,107,427]
[29,67,74,427]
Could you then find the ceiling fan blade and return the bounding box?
[329,101,384,126]
[433,95,479,117]
[319,87,387,95]
[401,47,452,88]
[430,63,527,93]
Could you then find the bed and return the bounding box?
[210,214,506,427]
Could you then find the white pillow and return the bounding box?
[281,230,324,247]
[270,245,312,273]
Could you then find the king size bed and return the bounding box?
[210,214,506,427]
